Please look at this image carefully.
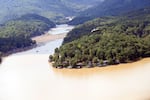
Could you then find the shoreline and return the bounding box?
[52,58,150,76]
[0,24,73,59]
[1,44,37,57]
[32,33,67,44]
[1,33,66,58]
[50,57,150,70]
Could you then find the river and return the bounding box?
[0,24,150,100]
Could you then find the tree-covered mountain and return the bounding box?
[0,14,55,38]
[69,0,150,25]
[66,7,150,43]
[0,0,101,24]
[50,8,150,68]
[0,14,55,57]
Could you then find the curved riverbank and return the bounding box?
[0,24,73,58]
[32,24,74,45]
[0,33,64,60]
[1,54,149,100]
[52,58,150,77]
[32,33,67,44]
[1,24,150,100]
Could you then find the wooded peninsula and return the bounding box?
[49,8,150,69]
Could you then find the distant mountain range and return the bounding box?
[0,0,101,24]
[69,0,150,25]
[82,0,150,17]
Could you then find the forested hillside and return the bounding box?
[0,14,55,38]
[50,8,150,68]
[69,0,150,25]
[0,14,55,58]
[65,8,150,43]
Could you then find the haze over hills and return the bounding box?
[69,0,150,25]
[61,0,101,12]
[0,0,101,24]
[83,0,150,16]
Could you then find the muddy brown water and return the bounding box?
[0,24,150,100]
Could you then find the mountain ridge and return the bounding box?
[69,0,150,25]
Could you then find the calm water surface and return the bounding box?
[0,24,150,100]
[48,24,74,35]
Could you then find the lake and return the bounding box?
[0,24,150,100]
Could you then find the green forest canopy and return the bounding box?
[50,8,150,68]
[0,14,55,57]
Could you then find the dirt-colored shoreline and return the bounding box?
[32,33,67,44]
[1,33,66,58]
[52,58,150,77]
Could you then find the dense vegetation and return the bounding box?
[50,8,150,68]
[0,36,35,53]
[65,8,150,43]
[69,0,150,25]
[0,14,55,60]
[65,16,116,43]
[0,14,55,38]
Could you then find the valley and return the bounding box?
[0,0,150,100]
[0,0,101,24]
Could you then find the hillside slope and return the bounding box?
[66,7,150,43]
[69,0,150,25]
[50,8,150,68]
[0,14,55,56]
